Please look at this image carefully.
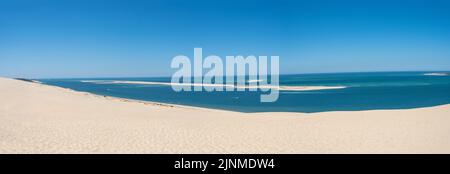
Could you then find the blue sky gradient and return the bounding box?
[1,0,450,78]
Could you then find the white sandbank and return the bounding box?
[1,77,449,154]
[81,80,346,91]
[424,73,448,76]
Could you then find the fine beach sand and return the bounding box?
[0,77,449,153]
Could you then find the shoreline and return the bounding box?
[35,79,238,113]
[44,81,449,114]
[35,78,445,114]
[1,77,450,153]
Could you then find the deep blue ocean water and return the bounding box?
[39,72,450,113]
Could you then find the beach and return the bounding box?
[0,77,449,153]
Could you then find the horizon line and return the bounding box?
[6,70,449,80]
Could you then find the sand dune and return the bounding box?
[0,77,449,153]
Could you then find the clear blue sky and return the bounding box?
[1,0,450,78]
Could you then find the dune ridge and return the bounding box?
[1,77,449,154]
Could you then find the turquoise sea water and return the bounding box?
[39,72,450,113]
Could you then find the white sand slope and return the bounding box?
[0,77,449,153]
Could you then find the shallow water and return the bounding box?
[39,71,450,113]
